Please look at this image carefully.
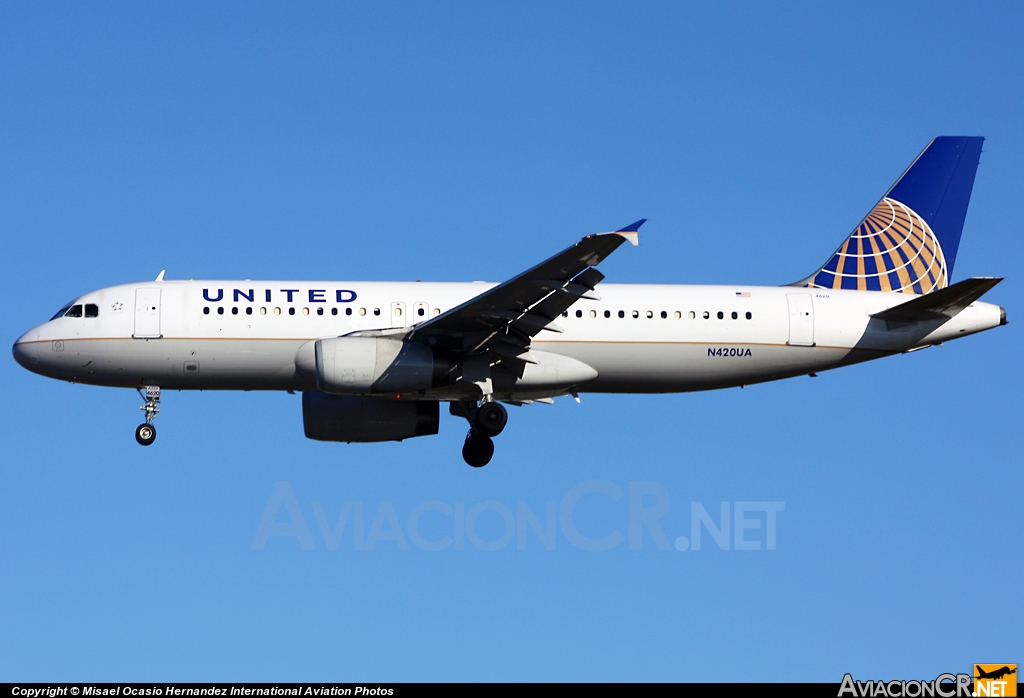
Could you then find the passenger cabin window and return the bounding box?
[64,305,83,318]
[731,311,738,319]
[746,312,752,320]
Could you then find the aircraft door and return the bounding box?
[786,293,814,346]
[134,288,162,338]
[391,301,407,328]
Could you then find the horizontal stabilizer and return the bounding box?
[870,277,1002,323]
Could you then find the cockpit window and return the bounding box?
[51,305,73,320]
[63,305,83,318]
[84,303,99,318]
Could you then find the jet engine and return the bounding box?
[302,391,440,442]
[306,336,454,395]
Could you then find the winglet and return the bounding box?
[155,270,166,282]
[613,218,645,246]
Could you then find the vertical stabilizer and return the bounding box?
[800,137,984,293]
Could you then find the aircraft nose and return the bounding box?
[12,330,40,369]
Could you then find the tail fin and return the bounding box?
[799,137,984,293]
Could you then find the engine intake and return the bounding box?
[302,391,440,442]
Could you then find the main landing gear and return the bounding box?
[135,385,160,446]
[462,430,495,467]
[459,400,508,467]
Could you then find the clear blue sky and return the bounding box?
[1,1,1021,682]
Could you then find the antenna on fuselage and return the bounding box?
[155,270,165,282]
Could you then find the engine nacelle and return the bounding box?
[302,391,440,442]
[313,337,452,395]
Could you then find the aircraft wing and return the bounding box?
[404,220,644,355]
[870,277,1002,323]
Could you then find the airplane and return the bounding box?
[975,666,1016,681]
[12,136,1006,467]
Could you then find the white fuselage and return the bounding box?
[12,279,1004,399]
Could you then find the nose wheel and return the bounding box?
[135,423,156,446]
[135,385,160,446]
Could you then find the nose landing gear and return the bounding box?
[135,385,160,446]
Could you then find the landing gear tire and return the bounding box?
[136,386,161,446]
[474,401,508,437]
[462,430,494,467]
[135,423,156,446]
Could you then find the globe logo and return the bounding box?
[809,197,948,294]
